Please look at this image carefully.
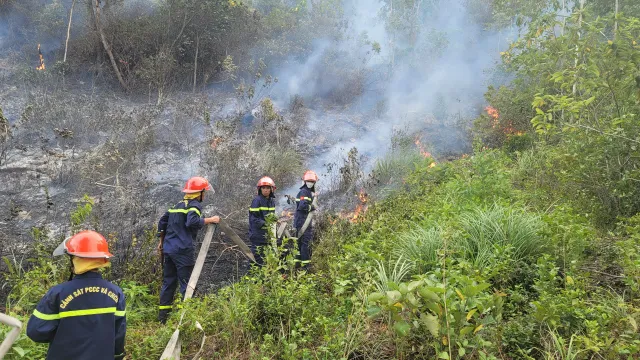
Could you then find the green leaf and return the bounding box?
[393,320,411,337]
[418,287,440,302]
[386,290,402,303]
[420,313,440,337]
[584,96,596,105]
[399,283,409,295]
[367,292,384,303]
[628,316,638,332]
[427,286,446,294]
[367,306,381,317]
[460,326,474,336]
[13,347,25,357]
[406,292,419,307]
[426,301,443,316]
[438,351,450,359]
[408,280,423,291]
[470,283,491,296]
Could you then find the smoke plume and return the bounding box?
[272,0,508,200]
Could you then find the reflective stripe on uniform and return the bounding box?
[249,207,276,212]
[168,207,201,216]
[298,197,312,201]
[158,305,172,310]
[32,309,60,320]
[33,307,125,320]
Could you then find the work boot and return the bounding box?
[158,309,171,324]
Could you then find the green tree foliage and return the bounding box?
[476,9,640,227]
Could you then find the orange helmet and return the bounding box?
[257,176,276,189]
[182,176,213,194]
[302,170,318,182]
[53,230,113,258]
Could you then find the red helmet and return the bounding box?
[302,170,318,182]
[53,230,113,258]
[182,176,213,193]
[257,176,276,189]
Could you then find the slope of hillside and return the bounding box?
[4,147,639,359]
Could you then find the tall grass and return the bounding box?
[372,257,414,293]
[392,227,443,274]
[370,151,424,188]
[460,205,544,268]
[521,328,584,360]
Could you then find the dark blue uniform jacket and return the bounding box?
[294,185,315,229]
[26,272,126,360]
[158,198,205,253]
[249,193,275,245]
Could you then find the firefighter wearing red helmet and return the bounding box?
[156,176,219,323]
[26,231,127,360]
[248,176,276,266]
[294,170,319,268]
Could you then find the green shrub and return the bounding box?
[367,265,504,359]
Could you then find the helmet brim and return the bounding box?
[68,251,114,259]
[52,238,69,257]
[182,185,213,194]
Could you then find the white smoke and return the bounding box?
[273,0,510,202]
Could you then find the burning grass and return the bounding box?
[336,188,369,223]
[36,44,45,71]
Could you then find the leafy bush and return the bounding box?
[367,266,504,359]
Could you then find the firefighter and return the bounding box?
[248,176,277,266]
[26,230,126,360]
[293,170,318,267]
[156,176,219,324]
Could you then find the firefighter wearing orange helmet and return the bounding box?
[27,230,127,360]
[156,176,219,323]
[248,176,276,266]
[293,170,319,267]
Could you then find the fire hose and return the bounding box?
[296,195,318,239]
[217,220,255,263]
[0,313,22,358]
[283,194,318,239]
[160,220,257,359]
[160,224,216,360]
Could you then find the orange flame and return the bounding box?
[36,44,45,71]
[485,106,499,120]
[345,189,369,223]
[501,121,525,136]
[414,136,432,158]
[485,106,499,128]
[358,188,368,203]
[351,203,366,222]
[485,106,525,136]
[414,135,437,167]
